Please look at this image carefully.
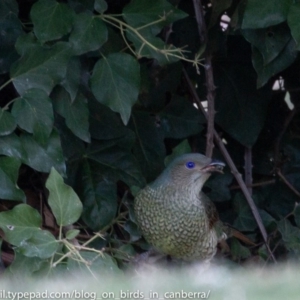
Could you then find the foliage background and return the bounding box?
[0,0,300,276]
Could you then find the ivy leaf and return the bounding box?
[164,139,191,166]
[0,0,22,74]
[94,0,108,13]
[233,193,257,231]
[85,138,145,188]
[20,131,65,175]
[0,109,17,136]
[66,229,80,240]
[0,204,57,258]
[242,23,291,65]
[46,167,83,226]
[252,38,297,88]
[0,204,41,245]
[0,157,25,201]
[69,12,107,55]
[242,0,292,29]
[52,87,90,143]
[130,110,165,182]
[287,3,300,50]
[294,205,300,228]
[0,134,26,160]
[18,230,58,259]
[80,162,118,231]
[30,0,74,43]
[90,53,140,125]
[12,89,54,146]
[60,58,81,102]
[123,0,188,34]
[10,41,72,95]
[277,219,300,252]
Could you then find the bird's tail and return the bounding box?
[222,224,257,246]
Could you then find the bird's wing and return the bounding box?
[199,192,219,229]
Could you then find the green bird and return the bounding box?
[134,153,227,262]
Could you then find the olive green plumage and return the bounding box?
[134,153,226,261]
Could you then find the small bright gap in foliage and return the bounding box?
[193,101,207,111]
[284,92,294,110]
[220,14,230,31]
[222,138,228,145]
[272,77,285,90]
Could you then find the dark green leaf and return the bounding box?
[278,219,300,251]
[0,157,25,201]
[123,0,188,33]
[0,134,26,160]
[66,229,80,240]
[80,165,117,231]
[242,23,291,65]
[12,89,54,146]
[233,193,257,231]
[214,63,271,146]
[0,109,16,136]
[159,95,204,138]
[252,38,298,88]
[0,204,41,245]
[207,172,233,202]
[0,0,22,74]
[31,0,74,43]
[15,33,39,56]
[85,139,145,188]
[294,205,300,228]
[94,0,108,13]
[10,41,72,95]
[287,3,300,50]
[164,139,191,166]
[7,252,45,277]
[242,0,292,29]
[88,98,133,140]
[69,13,107,55]
[230,238,251,260]
[18,230,58,259]
[20,131,66,175]
[46,167,83,226]
[130,110,165,181]
[90,53,140,125]
[60,58,81,102]
[67,251,121,275]
[52,87,90,143]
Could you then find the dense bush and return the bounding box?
[0,0,300,276]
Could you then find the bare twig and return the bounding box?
[192,0,215,158]
[244,147,253,195]
[230,179,276,190]
[277,169,300,198]
[183,68,277,263]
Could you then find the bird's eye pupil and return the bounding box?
[186,161,195,169]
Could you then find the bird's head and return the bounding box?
[151,153,225,192]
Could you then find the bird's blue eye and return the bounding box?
[186,161,195,169]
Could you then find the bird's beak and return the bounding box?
[202,159,225,173]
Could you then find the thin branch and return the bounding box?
[230,179,276,190]
[277,169,300,198]
[183,68,277,263]
[192,0,215,158]
[244,147,253,195]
